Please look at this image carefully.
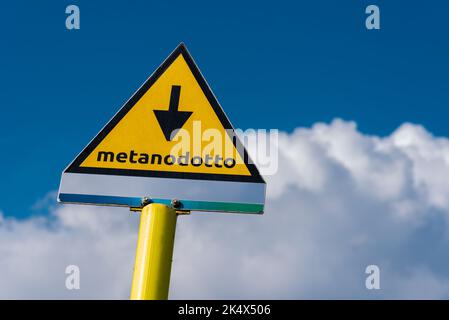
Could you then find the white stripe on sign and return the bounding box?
[59,173,266,204]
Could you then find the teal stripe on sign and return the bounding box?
[58,193,264,214]
[58,193,142,207]
[180,200,264,213]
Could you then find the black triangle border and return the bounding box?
[65,43,265,184]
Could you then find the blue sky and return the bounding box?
[0,0,448,218]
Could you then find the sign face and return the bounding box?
[58,43,266,213]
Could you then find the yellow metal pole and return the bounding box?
[130,203,177,300]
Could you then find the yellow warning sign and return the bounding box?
[66,43,263,183]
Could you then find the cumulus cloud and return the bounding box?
[0,204,139,299]
[1,119,449,299]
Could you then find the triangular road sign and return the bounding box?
[58,43,266,213]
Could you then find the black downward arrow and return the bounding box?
[154,85,193,141]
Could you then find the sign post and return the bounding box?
[130,203,177,300]
[57,43,266,300]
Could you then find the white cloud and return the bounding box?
[1,119,449,299]
[0,205,139,299]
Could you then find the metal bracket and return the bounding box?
[129,197,191,215]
